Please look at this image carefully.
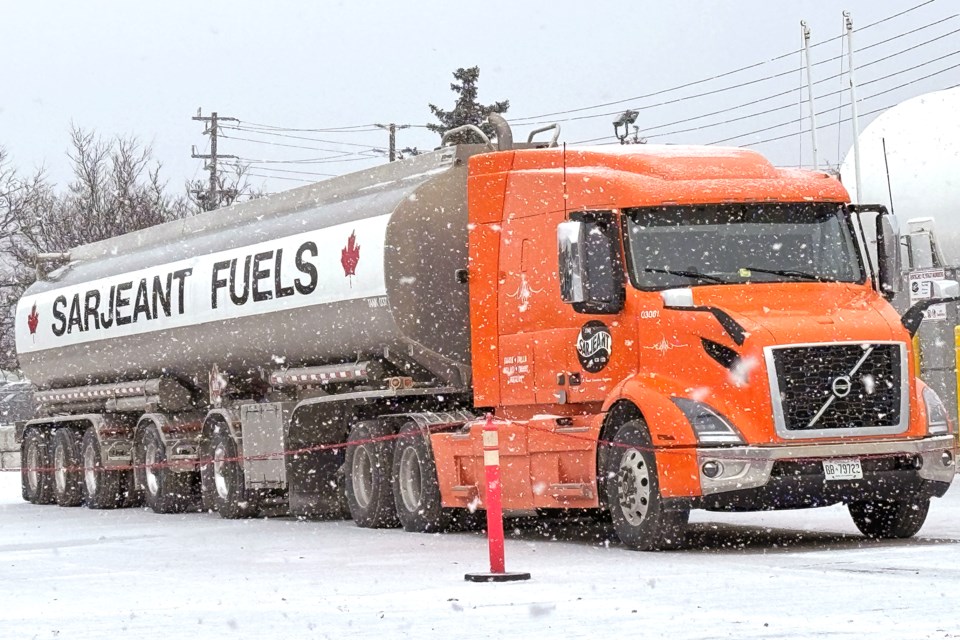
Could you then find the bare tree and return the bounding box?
[0,128,193,369]
[0,148,56,369]
[185,162,264,212]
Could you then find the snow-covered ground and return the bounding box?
[1,471,958,639]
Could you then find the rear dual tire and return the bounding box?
[344,420,452,533]
[21,428,54,505]
[82,428,134,509]
[392,422,450,533]
[52,428,84,507]
[136,425,196,514]
[344,420,399,528]
[200,426,260,519]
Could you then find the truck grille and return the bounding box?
[767,342,906,436]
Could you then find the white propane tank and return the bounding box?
[840,87,960,266]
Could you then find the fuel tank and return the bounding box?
[16,145,483,390]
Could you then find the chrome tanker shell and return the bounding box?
[16,145,478,390]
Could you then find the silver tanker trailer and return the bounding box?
[14,133,508,518]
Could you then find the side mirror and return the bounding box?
[558,220,586,303]
[557,216,625,314]
[876,213,901,299]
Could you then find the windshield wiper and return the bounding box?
[740,266,837,282]
[643,267,730,284]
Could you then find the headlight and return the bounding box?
[671,398,745,445]
[922,386,951,435]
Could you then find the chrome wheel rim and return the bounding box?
[617,448,651,526]
[26,440,39,492]
[398,447,423,512]
[213,443,229,500]
[352,446,374,508]
[144,441,160,496]
[83,441,98,496]
[54,443,67,494]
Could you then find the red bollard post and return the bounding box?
[465,413,531,583]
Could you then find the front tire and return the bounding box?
[849,497,930,539]
[52,428,84,507]
[392,422,451,533]
[344,420,399,528]
[21,428,54,505]
[604,420,689,551]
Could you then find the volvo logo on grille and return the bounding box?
[831,375,852,398]
[807,345,876,428]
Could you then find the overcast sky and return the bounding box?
[1,0,957,195]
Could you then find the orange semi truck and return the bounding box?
[15,119,957,550]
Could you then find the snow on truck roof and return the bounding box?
[62,141,844,266]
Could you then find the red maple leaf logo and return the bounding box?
[27,303,39,340]
[341,231,360,283]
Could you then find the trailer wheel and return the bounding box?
[207,427,259,519]
[52,428,84,507]
[80,428,127,509]
[392,422,451,533]
[344,420,399,528]
[848,497,930,539]
[136,425,194,514]
[21,428,54,505]
[604,420,688,551]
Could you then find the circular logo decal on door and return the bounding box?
[576,320,612,373]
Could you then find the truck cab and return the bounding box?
[434,144,956,550]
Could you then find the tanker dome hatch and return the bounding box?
[840,87,960,266]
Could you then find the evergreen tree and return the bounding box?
[427,66,509,145]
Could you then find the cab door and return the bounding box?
[556,211,636,406]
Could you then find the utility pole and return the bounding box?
[801,21,820,171]
[844,11,863,202]
[192,109,238,210]
[375,123,410,161]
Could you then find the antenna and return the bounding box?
[562,142,569,218]
[882,137,895,216]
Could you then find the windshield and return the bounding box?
[625,203,865,290]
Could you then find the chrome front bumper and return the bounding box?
[697,435,957,496]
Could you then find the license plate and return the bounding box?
[822,458,863,481]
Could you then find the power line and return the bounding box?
[706,53,960,144]
[640,21,960,138]
[570,18,959,145]
[508,0,943,124]
[237,119,381,133]
[220,132,373,157]
[741,82,959,148]
[525,13,959,131]
[220,162,337,178]
[224,125,393,150]
[244,172,316,183]
[200,2,948,154]
[643,30,960,141]
[234,155,381,165]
